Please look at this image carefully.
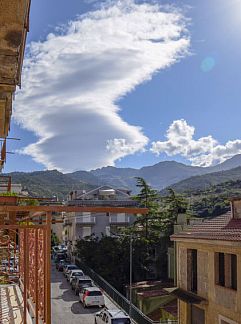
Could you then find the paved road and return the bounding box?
[51,263,118,324]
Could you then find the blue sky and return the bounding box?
[5,0,241,172]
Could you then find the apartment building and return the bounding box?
[170,198,241,324]
[63,186,137,244]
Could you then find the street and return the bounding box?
[51,263,119,324]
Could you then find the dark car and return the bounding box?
[54,251,67,264]
[56,259,66,271]
[74,276,93,295]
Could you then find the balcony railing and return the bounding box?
[75,216,96,225]
[109,215,130,224]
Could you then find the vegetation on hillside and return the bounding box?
[4,170,95,200]
[162,166,241,194]
[183,179,241,217]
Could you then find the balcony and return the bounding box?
[75,216,96,225]
[109,215,130,224]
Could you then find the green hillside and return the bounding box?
[186,179,241,217]
[162,166,241,194]
[4,170,96,200]
[160,167,241,217]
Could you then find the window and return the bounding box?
[117,213,126,222]
[82,227,91,237]
[218,253,225,286]
[231,254,237,290]
[112,319,131,324]
[88,290,103,296]
[215,253,237,290]
[187,249,197,293]
[82,212,91,222]
[191,306,205,324]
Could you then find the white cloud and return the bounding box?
[151,119,241,167]
[14,0,190,172]
[106,138,146,156]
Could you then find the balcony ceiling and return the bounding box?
[0,0,30,138]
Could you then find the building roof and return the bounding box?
[67,199,137,207]
[137,289,169,298]
[76,185,131,199]
[164,287,207,305]
[171,211,241,242]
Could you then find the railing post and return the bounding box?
[23,228,28,324]
[129,234,133,318]
[45,212,52,324]
[35,229,39,324]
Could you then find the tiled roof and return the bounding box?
[137,289,169,298]
[171,211,241,242]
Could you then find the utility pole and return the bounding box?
[111,231,134,318]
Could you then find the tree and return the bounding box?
[160,188,188,236]
[132,177,161,240]
[51,231,60,246]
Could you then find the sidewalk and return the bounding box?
[0,284,32,324]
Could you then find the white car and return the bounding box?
[79,287,105,308]
[64,264,78,277]
[95,309,131,324]
[68,269,84,283]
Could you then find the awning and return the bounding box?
[164,287,208,305]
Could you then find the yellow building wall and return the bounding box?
[176,240,241,324]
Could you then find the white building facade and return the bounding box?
[63,186,137,244]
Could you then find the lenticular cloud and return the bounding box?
[14,0,190,172]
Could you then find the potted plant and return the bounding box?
[0,192,18,205]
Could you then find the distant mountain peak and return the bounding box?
[4,154,241,197]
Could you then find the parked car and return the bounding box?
[67,269,84,282]
[58,244,67,252]
[79,286,105,308]
[64,264,78,277]
[56,259,66,271]
[71,275,91,291]
[95,309,131,324]
[73,276,93,295]
[63,263,71,274]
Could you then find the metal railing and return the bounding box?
[75,216,96,224]
[109,215,130,224]
[75,258,177,324]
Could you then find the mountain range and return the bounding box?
[3,154,241,199]
[90,154,241,192]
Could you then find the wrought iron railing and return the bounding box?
[75,258,177,324]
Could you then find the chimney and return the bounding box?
[231,198,241,219]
